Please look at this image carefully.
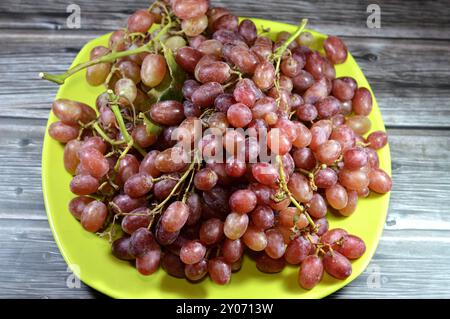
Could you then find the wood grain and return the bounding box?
[0,0,449,39]
[0,0,449,299]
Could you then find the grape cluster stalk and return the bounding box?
[42,0,392,289]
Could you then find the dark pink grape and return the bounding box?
[365,147,380,168]
[136,246,161,276]
[150,100,184,126]
[70,174,99,195]
[77,147,109,179]
[288,173,313,203]
[304,51,325,80]
[182,79,201,100]
[208,257,231,285]
[238,19,257,45]
[343,147,369,170]
[252,163,279,186]
[225,158,246,177]
[233,78,262,107]
[155,220,179,246]
[212,14,239,32]
[68,196,94,220]
[255,252,286,273]
[315,96,341,119]
[173,0,208,20]
[264,228,286,259]
[112,194,146,214]
[180,240,207,264]
[222,238,244,263]
[285,236,312,265]
[185,259,208,281]
[64,140,82,175]
[191,82,224,108]
[367,131,388,149]
[139,150,161,178]
[251,205,274,230]
[214,93,236,113]
[80,200,107,232]
[303,77,329,105]
[124,173,153,198]
[121,208,152,235]
[161,201,190,232]
[335,234,366,259]
[339,190,358,216]
[112,237,134,261]
[227,103,253,128]
[229,46,259,74]
[196,61,231,84]
[323,36,348,64]
[224,212,249,240]
[339,168,370,191]
[314,217,329,236]
[161,252,185,278]
[352,87,373,116]
[368,168,392,194]
[296,103,318,122]
[292,147,317,170]
[141,54,167,87]
[330,125,356,152]
[48,121,80,143]
[332,77,356,101]
[323,251,352,279]
[127,9,154,33]
[325,183,348,209]
[229,189,257,214]
[292,70,315,92]
[314,140,342,166]
[193,168,218,191]
[314,167,338,189]
[306,197,327,222]
[298,255,323,289]
[199,218,224,245]
[320,228,348,248]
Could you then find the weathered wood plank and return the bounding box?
[0,30,449,127]
[0,218,449,298]
[0,0,449,39]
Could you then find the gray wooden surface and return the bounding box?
[0,0,449,299]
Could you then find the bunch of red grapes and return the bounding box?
[46,0,392,290]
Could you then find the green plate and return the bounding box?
[42,18,391,299]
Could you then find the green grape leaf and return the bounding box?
[148,44,186,103]
[139,112,163,136]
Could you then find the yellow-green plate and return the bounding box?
[42,18,391,299]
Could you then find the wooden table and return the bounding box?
[0,0,449,298]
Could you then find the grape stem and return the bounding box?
[107,91,147,160]
[151,151,199,213]
[274,19,308,58]
[92,122,124,146]
[276,155,317,231]
[39,21,176,85]
[272,19,308,105]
